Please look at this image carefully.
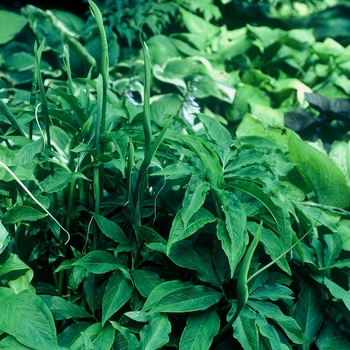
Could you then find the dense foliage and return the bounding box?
[0,0,350,349]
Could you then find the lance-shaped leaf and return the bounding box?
[214,188,247,277]
[167,207,216,255]
[102,269,133,325]
[0,288,58,350]
[73,251,122,274]
[139,313,171,350]
[179,307,219,350]
[181,174,210,228]
[324,278,350,311]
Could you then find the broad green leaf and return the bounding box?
[248,300,304,344]
[8,269,34,294]
[324,234,342,268]
[249,284,293,301]
[73,251,121,274]
[0,335,34,349]
[41,172,88,193]
[92,325,115,350]
[214,188,247,277]
[168,240,220,288]
[3,206,47,224]
[0,254,31,278]
[324,278,350,311]
[142,280,191,312]
[180,8,219,37]
[0,288,58,350]
[197,113,232,143]
[247,24,286,49]
[0,10,27,45]
[329,141,350,186]
[14,139,44,169]
[167,207,216,254]
[102,269,133,325]
[133,269,164,298]
[40,295,93,320]
[289,132,350,208]
[179,307,219,350]
[139,313,171,350]
[294,281,323,345]
[181,174,210,228]
[150,285,222,313]
[133,225,167,245]
[312,38,345,60]
[93,213,129,246]
[231,305,259,350]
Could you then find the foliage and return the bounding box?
[0,1,350,349]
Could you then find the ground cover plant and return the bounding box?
[0,0,350,349]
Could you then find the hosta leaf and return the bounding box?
[231,305,259,350]
[0,288,58,350]
[214,188,247,277]
[168,240,220,288]
[73,251,121,274]
[247,24,286,49]
[3,206,47,224]
[179,307,219,350]
[248,300,304,345]
[40,295,93,320]
[181,174,210,228]
[294,281,323,345]
[0,10,27,45]
[133,269,164,298]
[249,284,294,301]
[167,207,215,254]
[41,172,88,193]
[102,269,133,325]
[139,313,171,350]
[324,278,350,311]
[0,220,10,254]
[93,213,129,246]
[289,132,350,208]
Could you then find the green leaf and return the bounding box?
[0,254,31,278]
[294,281,323,345]
[167,207,216,254]
[289,132,350,208]
[324,278,350,311]
[142,281,222,313]
[133,270,164,298]
[69,322,102,350]
[247,24,286,49]
[102,269,133,325]
[316,321,350,350]
[0,10,27,45]
[3,206,47,224]
[40,295,93,320]
[0,335,34,349]
[197,113,232,143]
[255,313,283,350]
[179,307,219,350]
[91,325,115,350]
[181,174,210,228]
[231,305,259,350]
[168,240,220,288]
[324,234,342,268]
[139,313,171,350]
[93,213,129,246]
[249,284,293,301]
[73,251,121,274]
[248,300,304,345]
[41,172,88,193]
[214,188,247,277]
[0,288,58,350]
[0,221,10,254]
